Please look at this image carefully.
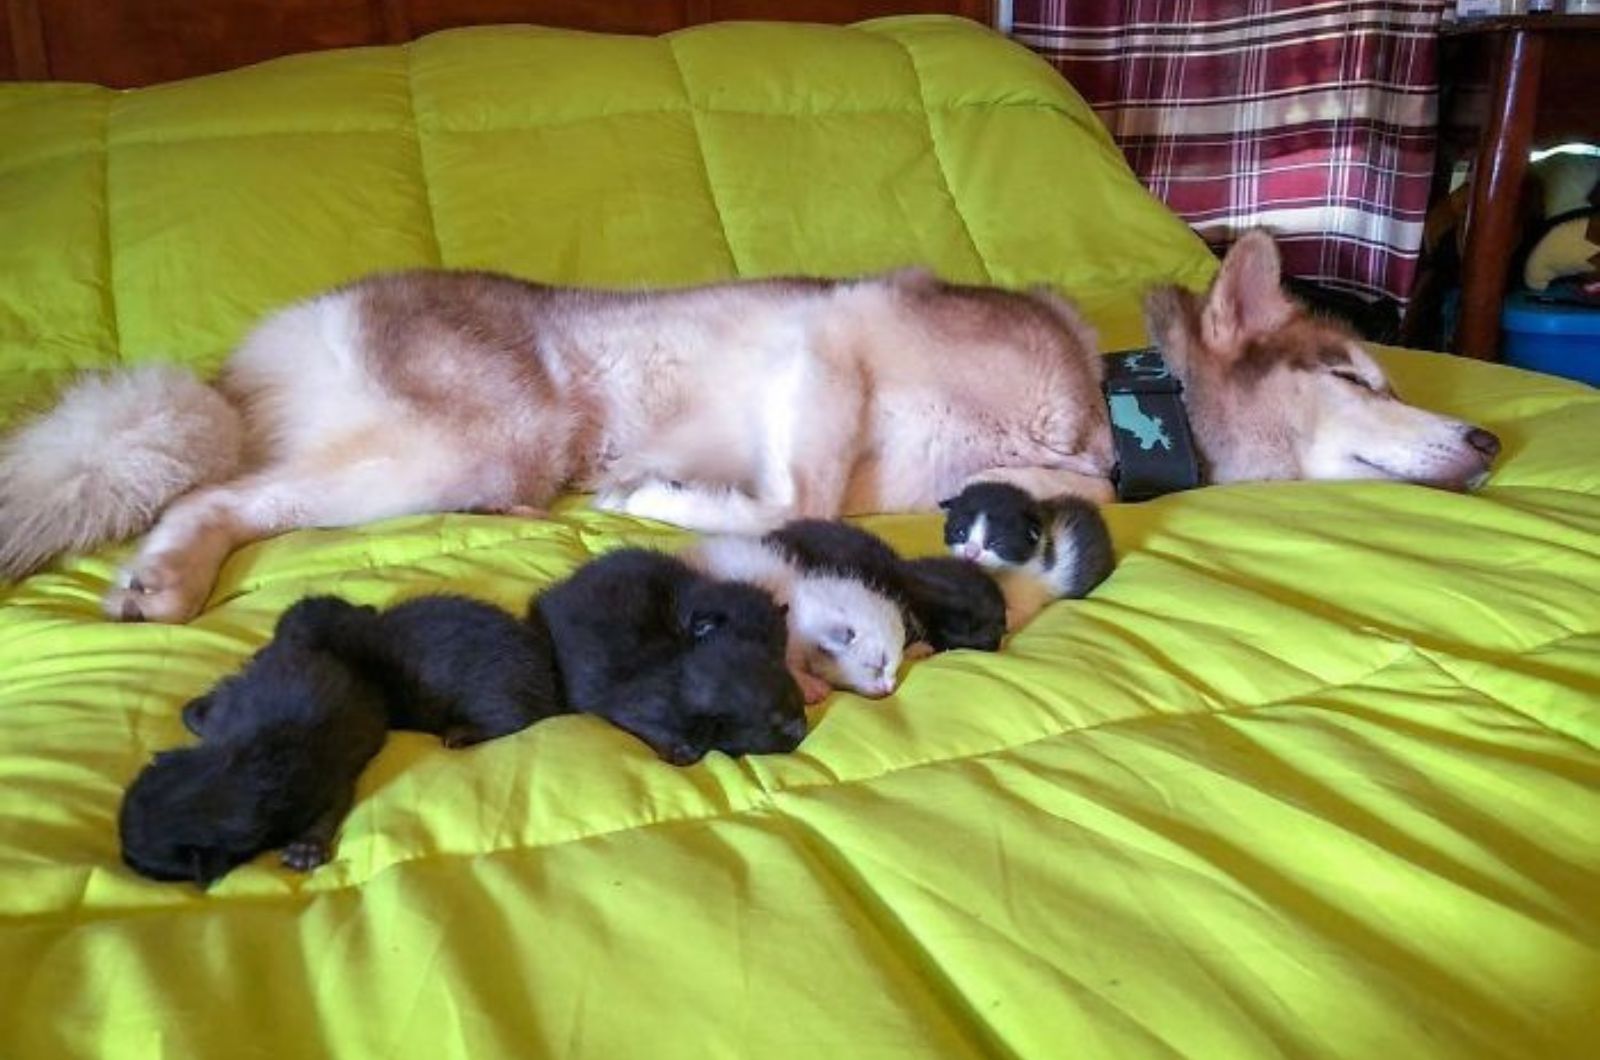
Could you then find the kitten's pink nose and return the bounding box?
[961,543,980,560]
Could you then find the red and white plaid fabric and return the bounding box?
[1011,1,1445,304]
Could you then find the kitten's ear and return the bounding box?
[181,695,215,736]
[823,624,857,651]
[937,497,956,511]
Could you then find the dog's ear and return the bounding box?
[1200,230,1295,354]
[1142,284,1203,381]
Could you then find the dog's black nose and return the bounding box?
[1465,428,1501,459]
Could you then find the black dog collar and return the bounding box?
[1101,347,1202,502]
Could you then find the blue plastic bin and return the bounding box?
[1501,293,1600,386]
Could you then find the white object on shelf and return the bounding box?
[1456,0,1528,15]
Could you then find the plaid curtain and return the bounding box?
[1011,1,1446,304]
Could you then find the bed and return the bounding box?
[1,14,1597,1059]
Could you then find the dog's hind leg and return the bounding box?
[104,454,482,623]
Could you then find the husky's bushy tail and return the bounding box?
[0,365,244,580]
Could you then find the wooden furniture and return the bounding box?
[1,0,992,87]
[1435,14,1600,361]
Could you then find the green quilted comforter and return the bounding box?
[1,16,1596,1059]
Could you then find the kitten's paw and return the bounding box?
[441,724,488,749]
[793,668,833,705]
[1003,604,1049,633]
[280,840,330,872]
[102,554,207,623]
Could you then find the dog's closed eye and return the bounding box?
[1331,370,1374,391]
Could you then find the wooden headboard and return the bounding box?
[2,0,994,87]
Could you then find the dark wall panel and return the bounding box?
[4,0,991,86]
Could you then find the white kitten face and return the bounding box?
[945,514,1009,571]
[943,504,1047,572]
[790,578,904,698]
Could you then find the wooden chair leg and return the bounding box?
[1454,29,1543,361]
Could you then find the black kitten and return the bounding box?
[122,599,388,887]
[534,548,787,706]
[940,481,1115,627]
[604,637,808,766]
[533,548,804,762]
[306,593,565,748]
[899,556,1007,652]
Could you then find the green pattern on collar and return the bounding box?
[1102,347,1202,501]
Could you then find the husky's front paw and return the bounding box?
[591,488,632,514]
[593,479,684,519]
[103,555,207,623]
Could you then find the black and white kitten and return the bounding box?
[765,519,1006,654]
[940,482,1115,629]
[683,533,907,703]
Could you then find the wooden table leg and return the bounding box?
[1454,29,1543,361]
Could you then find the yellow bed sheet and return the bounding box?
[0,17,1597,1060]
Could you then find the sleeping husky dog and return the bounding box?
[0,232,1500,623]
